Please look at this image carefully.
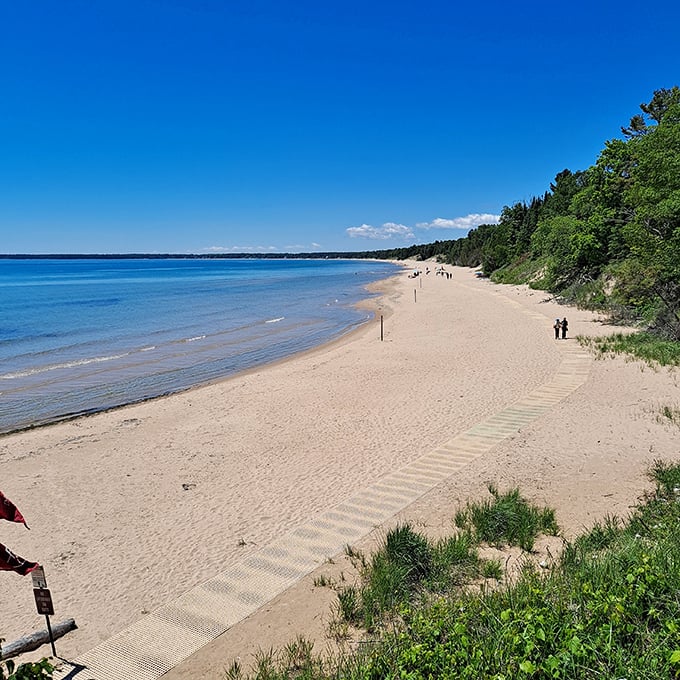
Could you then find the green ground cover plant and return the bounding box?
[225,461,680,680]
[580,331,680,367]
[0,656,53,680]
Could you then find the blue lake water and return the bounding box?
[0,258,400,433]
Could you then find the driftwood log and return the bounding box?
[0,619,77,660]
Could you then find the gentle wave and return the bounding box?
[0,352,132,380]
[265,317,285,324]
[1,344,160,380]
[184,335,206,342]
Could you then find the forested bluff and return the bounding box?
[362,87,680,341]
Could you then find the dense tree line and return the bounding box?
[437,87,680,340]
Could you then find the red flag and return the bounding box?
[0,490,29,528]
[0,542,39,576]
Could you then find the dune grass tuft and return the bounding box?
[454,484,559,552]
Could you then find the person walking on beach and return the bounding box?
[561,317,568,339]
[554,318,561,339]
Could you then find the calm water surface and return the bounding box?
[0,258,400,433]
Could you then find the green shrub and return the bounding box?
[0,658,54,680]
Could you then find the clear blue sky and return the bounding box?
[2,0,679,254]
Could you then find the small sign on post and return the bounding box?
[33,588,54,616]
[31,566,57,657]
[31,566,47,589]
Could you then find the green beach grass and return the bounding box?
[579,332,680,368]
[224,462,680,680]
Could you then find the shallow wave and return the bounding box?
[265,317,285,324]
[0,352,132,380]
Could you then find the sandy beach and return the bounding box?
[2,263,679,676]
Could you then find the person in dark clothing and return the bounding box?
[554,318,561,339]
[561,317,568,339]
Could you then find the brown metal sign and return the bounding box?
[33,588,54,616]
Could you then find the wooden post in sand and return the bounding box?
[380,315,384,341]
[414,289,417,303]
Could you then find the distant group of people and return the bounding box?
[553,317,568,339]
[408,267,453,280]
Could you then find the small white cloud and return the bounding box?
[346,222,415,241]
[416,214,501,230]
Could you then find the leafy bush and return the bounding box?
[0,658,53,680]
